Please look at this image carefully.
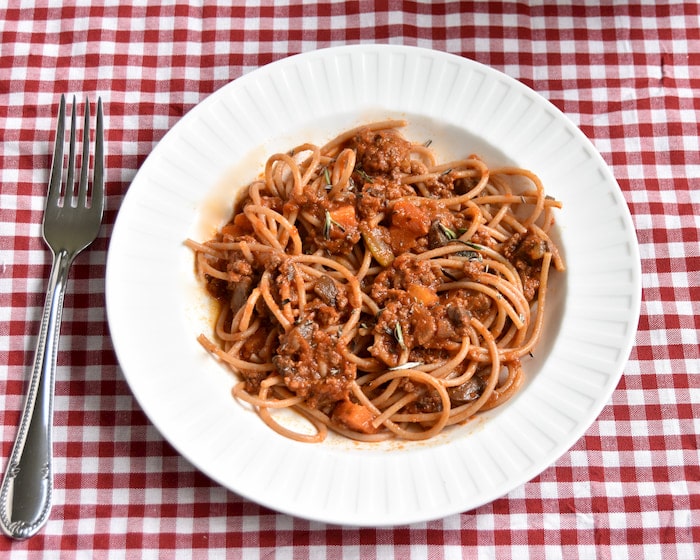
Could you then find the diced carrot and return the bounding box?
[329,204,357,231]
[407,283,439,307]
[221,213,253,237]
[389,225,418,254]
[391,199,430,235]
[332,400,378,434]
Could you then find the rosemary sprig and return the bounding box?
[355,168,374,183]
[450,239,485,251]
[323,210,346,240]
[388,361,423,371]
[394,322,406,350]
[438,222,457,240]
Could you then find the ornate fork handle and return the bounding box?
[0,248,75,539]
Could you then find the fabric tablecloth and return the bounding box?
[1,1,698,558]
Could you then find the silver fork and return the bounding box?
[0,95,104,540]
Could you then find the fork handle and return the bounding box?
[0,249,73,539]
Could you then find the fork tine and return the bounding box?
[77,97,91,207]
[91,97,105,215]
[46,95,66,209]
[65,96,77,205]
[88,98,105,214]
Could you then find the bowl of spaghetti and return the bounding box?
[106,45,641,526]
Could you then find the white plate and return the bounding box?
[106,45,641,526]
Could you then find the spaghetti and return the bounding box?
[187,121,564,443]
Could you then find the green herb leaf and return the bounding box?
[438,222,457,240]
[394,322,406,350]
[450,239,485,251]
[355,168,374,183]
[323,210,332,240]
[324,210,346,239]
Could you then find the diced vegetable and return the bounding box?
[332,400,378,434]
[391,199,430,235]
[328,205,357,231]
[389,225,418,254]
[221,213,253,237]
[361,224,395,267]
[407,283,439,307]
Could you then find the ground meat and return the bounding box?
[462,258,486,280]
[205,274,228,301]
[356,184,384,218]
[370,254,441,305]
[521,274,540,302]
[470,228,496,248]
[304,301,342,327]
[273,321,356,408]
[503,229,549,266]
[274,259,299,309]
[298,201,361,256]
[404,388,444,414]
[305,275,349,326]
[502,228,549,301]
[204,246,257,310]
[315,225,362,255]
[430,289,492,341]
[421,170,460,199]
[356,176,415,219]
[239,327,270,363]
[258,195,284,212]
[369,291,438,366]
[352,128,413,177]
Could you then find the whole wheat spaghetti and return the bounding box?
[187,121,564,443]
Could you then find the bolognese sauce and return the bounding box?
[188,121,564,443]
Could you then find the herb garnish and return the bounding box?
[355,168,374,183]
[323,210,346,240]
[438,222,457,240]
[450,239,485,251]
[389,361,423,371]
[394,322,406,350]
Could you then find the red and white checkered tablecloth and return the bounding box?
[1,1,698,557]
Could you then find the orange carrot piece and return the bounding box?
[407,283,439,307]
[391,199,430,235]
[329,205,357,230]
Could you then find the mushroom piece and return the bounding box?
[447,376,485,405]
